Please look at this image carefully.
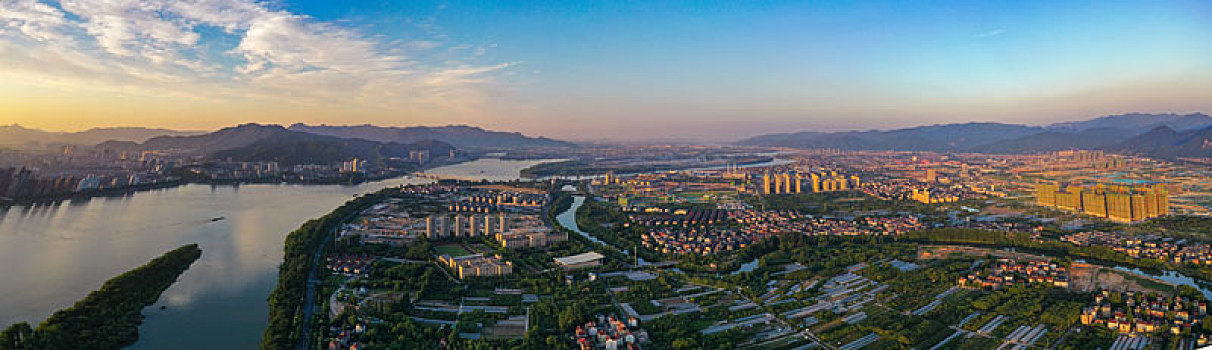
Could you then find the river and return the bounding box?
[554,195,649,266]
[419,158,566,181]
[0,158,555,349]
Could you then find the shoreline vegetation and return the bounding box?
[0,244,202,350]
[261,187,404,350]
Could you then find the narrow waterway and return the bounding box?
[554,195,648,265]
[1111,266,1212,299]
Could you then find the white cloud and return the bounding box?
[0,0,72,42]
[973,29,1006,38]
[0,0,513,114]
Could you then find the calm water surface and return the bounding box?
[420,158,566,181]
[0,158,554,349]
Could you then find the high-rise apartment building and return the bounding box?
[1035,182,1168,222]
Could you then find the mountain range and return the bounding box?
[97,124,455,166]
[0,125,202,146]
[286,124,575,150]
[738,113,1212,159]
[1,123,573,151]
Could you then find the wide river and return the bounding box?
[0,158,558,349]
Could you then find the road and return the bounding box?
[296,209,359,350]
[294,227,332,350]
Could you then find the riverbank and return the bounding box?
[2,244,201,350]
[0,159,468,207]
[0,157,565,349]
[261,188,404,350]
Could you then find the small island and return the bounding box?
[1,244,202,350]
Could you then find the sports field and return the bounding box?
[434,244,474,257]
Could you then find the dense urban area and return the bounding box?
[7,116,1212,350]
[246,146,1212,350]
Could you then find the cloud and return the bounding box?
[0,0,513,115]
[972,28,1006,38]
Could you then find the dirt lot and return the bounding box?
[917,245,1051,261]
[1069,263,1172,295]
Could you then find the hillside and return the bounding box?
[1102,125,1212,159]
[738,113,1210,154]
[1048,112,1212,132]
[738,122,1042,151]
[287,123,575,150]
[968,128,1135,154]
[0,125,201,146]
[100,124,454,166]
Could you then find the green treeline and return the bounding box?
[1,244,202,350]
[902,228,1212,282]
[261,187,403,350]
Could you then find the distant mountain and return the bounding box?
[101,124,454,166]
[1048,112,1212,132]
[0,125,200,146]
[1102,125,1212,159]
[968,127,1137,154]
[738,122,1041,151]
[738,113,1211,155]
[287,123,575,150]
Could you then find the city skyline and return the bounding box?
[2,0,1211,141]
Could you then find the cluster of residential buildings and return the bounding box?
[425,186,562,248]
[1080,290,1209,337]
[596,171,745,208]
[455,187,547,211]
[424,188,566,249]
[192,158,417,183]
[909,188,959,204]
[958,259,1069,289]
[339,200,427,246]
[495,214,568,248]
[860,177,982,204]
[638,209,923,255]
[732,209,922,237]
[0,166,175,200]
[791,217,924,237]
[625,208,730,227]
[425,213,509,239]
[326,320,368,350]
[326,255,376,276]
[758,170,860,195]
[338,185,561,247]
[640,226,762,255]
[1062,231,1212,266]
[1036,182,1169,222]
[0,142,445,202]
[438,254,514,279]
[573,313,646,350]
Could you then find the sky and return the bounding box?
[0,0,1210,141]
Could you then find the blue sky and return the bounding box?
[1,0,1209,140]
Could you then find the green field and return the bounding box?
[435,244,474,257]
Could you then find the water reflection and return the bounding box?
[1111,266,1212,299]
[0,178,427,349]
[555,196,649,266]
[421,158,567,181]
[0,158,564,349]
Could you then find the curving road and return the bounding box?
[296,211,354,350]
